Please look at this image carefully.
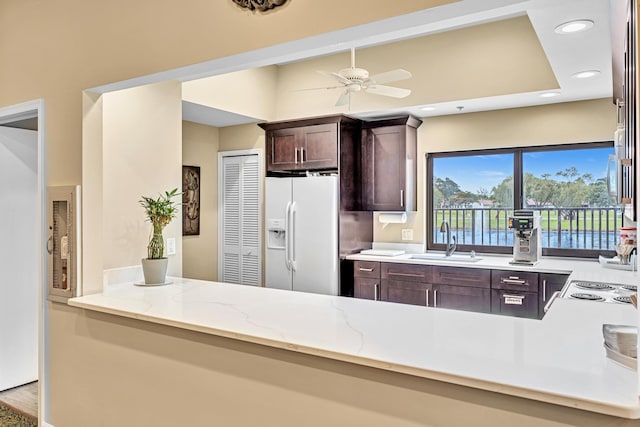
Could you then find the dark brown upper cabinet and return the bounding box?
[259,115,360,175]
[361,116,422,211]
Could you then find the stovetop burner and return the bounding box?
[573,282,614,291]
[570,292,605,301]
[622,285,638,292]
[614,296,633,304]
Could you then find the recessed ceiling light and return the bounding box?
[571,70,600,79]
[554,19,594,34]
[540,92,560,98]
[420,106,436,111]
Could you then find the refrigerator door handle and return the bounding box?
[290,202,297,271]
[284,201,292,270]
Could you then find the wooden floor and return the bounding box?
[0,381,37,420]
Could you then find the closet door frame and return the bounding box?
[217,149,263,285]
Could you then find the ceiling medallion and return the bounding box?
[232,0,289,12]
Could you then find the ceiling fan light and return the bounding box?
[571,70,600,79]
[554,19,594,34]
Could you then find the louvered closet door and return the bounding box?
[220,154,261,285]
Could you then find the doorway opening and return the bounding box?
[0,100,46,425]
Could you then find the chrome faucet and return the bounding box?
[440,220,457,256]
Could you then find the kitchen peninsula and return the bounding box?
[68,256,640,425]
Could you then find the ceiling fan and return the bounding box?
[305,48,412,107]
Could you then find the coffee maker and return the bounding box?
[508,210,541,265]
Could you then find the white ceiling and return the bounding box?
[91,0,614,127]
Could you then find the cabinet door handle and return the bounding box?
[47,235,54,255]
[359,267,374,272]
[300,147,305,164]
[544,291,561,313]
[425,289,430,307]
[374,283,379,301]
[400,189,404,207]
[433,289,438,307]
[501,277,527,285]
[542,279,547,301]
[294,147,299,164]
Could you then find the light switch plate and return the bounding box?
[401,229,413,241]
[166,237,176,255]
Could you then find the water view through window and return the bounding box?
[431,144,619,254]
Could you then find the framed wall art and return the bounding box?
[182,165,201,236]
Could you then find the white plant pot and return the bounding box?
[141,258,169,284]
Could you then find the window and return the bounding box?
[427,142,618,257]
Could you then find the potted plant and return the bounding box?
[139,188,181,284]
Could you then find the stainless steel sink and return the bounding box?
[409,254,482,263]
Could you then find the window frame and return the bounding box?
[426,141,616,258]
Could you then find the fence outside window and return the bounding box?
[433,207,624,251]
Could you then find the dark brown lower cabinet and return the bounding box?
[491,290,538,319]
[538,273,569,318]
[433,284,491,313]
[351,261,563,319]
[382,279,431,306]
[354,277,379,300]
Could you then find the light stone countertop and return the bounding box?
[68,256,640,419]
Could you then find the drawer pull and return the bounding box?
[501,277,527,285]
[374,283,379,301]
[358,267,374,272]
[426,289,430,307]
[503,294,524,305]
[388,272,423,278]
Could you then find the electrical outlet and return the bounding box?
[166,237,176,255]
[401,229,413,241]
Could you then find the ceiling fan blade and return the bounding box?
[317,70,350,85]
[294,85,344,92]
[367,69,412,85]
[335,89,350,106]
[365,85,411,98]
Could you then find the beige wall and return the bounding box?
[49,303,638,427]
[375,98,618,243]
[182,121,219,281]
[219,123,265,152]
[183,66,279,121]
[101,81,183,276]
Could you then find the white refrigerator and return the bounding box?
[265,176,339,295]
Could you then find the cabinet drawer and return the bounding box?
[381,263,431,283]
[431,266,490,288]
[354,261,380,279]
[492,270,538,292]
[491,290,538,319]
